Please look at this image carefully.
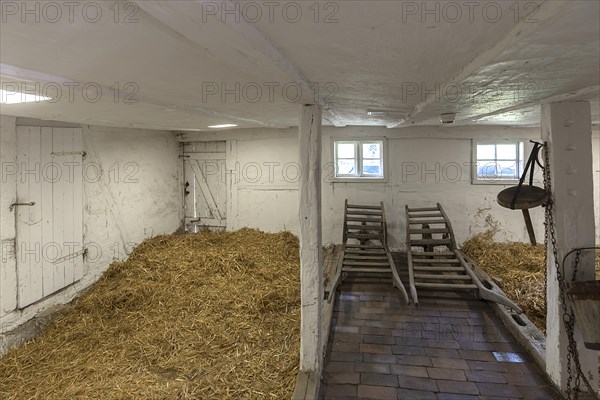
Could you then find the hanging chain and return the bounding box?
[543,144,599,400]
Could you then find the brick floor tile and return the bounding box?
[396,355,432,367]
[324,372,361,385]
[360,306,388,314]
[326,361,356,373]
[354,362,391,374]
[331,341,359,352]
[332,332,363,343]
[364,353,398,364]
[464,370,507,384]
[354,312,385,321]
[357,384,397,399]
[397,375,438,392]
[465,360,506,372]
[361,327,393,336]
[392,345,426,356]
[458,349,495,361]
[505,372,547,386]
[424,347,460,358]
[396,388,438,399]
[457,340,495,351]
[516,385,562,399]
[436,380,479,395]
[430,357,469,370]
[426,339,461,349]
[360,343,393,354]
[427,367,466,381]
[324,383,358,397]
[361,372,398,387]
[364,334,396,345]
[436,393,479,400]
[334,325,360,334]
[390,364,429,378]
[330,351,362,362]
[476,382,522,398]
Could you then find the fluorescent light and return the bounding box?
[0,89,51,104]
[208,124,238,129]
[366,109,409,117]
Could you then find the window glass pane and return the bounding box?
[337,142,355,158]
[477,144,495,160]
[497,160,519,178]
[362,142,381,159]
[337,159,356,175]
[497,144,517,159]
[477,161,498,177]
[362,159,382,176]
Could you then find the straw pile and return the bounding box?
[0,228,301,400]
[462,231,600,334]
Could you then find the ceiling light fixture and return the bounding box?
[208,124,238,129]
[0,89,51,104]
[366,109,409,117]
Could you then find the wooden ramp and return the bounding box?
[406,203,522,313]
[327,200,409,304]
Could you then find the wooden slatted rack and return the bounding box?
[406,203,523,313]
[328,200,409,304]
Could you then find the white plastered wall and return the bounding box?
[181,124,600,248]
[0,115,181,340]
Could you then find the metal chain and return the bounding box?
[543,144,599,400]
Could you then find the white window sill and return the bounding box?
[329,177,388,184]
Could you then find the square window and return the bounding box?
[333,139,385,180]
[472,140,525,184]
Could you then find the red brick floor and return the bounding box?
[320,283,563,400]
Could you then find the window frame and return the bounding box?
[331,138,387,183]
[471,139,528,185]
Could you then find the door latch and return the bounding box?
[9,202,35,212]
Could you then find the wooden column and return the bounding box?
[298,105,323,372]
[541,101,598,392]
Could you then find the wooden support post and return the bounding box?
[298,105,323,373]
[541,101,598,393]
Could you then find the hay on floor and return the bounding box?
[462,231,600,334]
[0,228,301,400]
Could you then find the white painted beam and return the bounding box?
[541,101,598,393]
[134,1,345,127]
[298,105,323,372]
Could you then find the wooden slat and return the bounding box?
[411,239,452,246]
[344,254,388,260]
[347,204,382,210]
[347,233,382,240]
[407,213,443,218]
[342,267,391,273]
[347,224,384,231]
[408,219,446,224]
[410,228,449,234]
[346,217,382,222]
[415,282,478,289]
[407,207,439,212]
[413,266,465,272]
[412,258,459,264]
[414,274,471,280]
[344,260,390,267]
[347,210,382,215]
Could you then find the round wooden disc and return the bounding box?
[497,185,548,210]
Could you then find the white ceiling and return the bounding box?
[0,0,598,131]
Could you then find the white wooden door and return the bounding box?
[15,127,84,308]
[183,142,227,231]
